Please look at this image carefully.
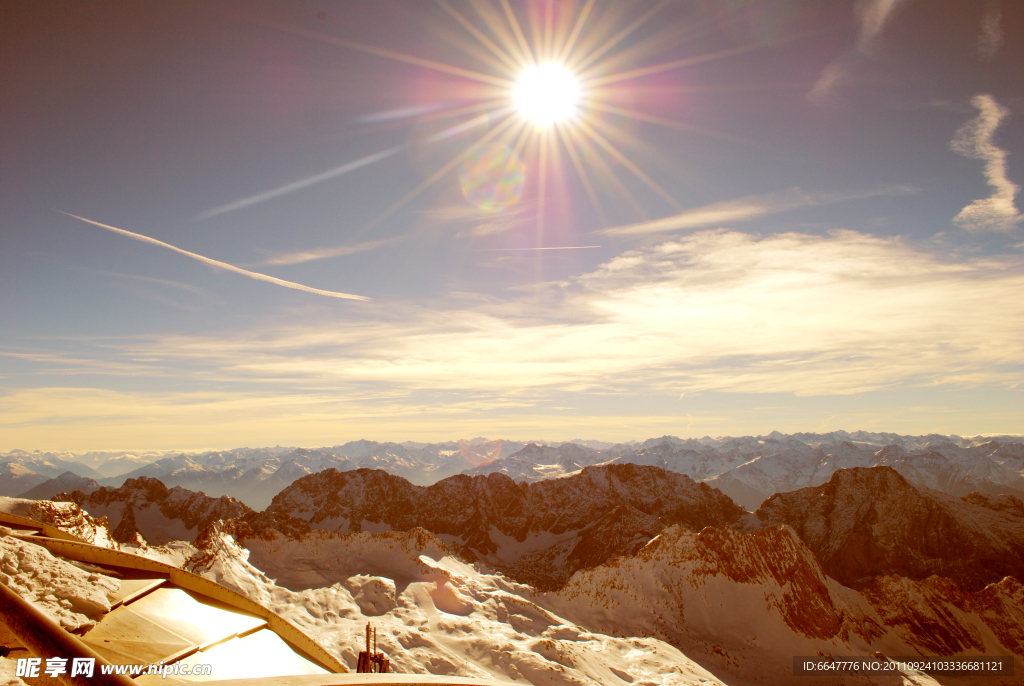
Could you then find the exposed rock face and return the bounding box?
[251,463,745,589]
[26,498,114,547]
[111,503,139,544]
[65,477,254,545]
[755,466,1024,591]
[963,491,1024,518]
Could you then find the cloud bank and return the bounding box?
[95,230,1024,397]
[950,94,1021,232]
[8,229,1024,446]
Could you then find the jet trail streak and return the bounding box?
[60,213,369,301]
[196,147,400,220]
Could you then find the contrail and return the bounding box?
[60,212,370,301]
[196,147,400,220]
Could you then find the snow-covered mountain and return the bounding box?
[76,441,522,508]
[549,523,1024,684]
[253,463,745,590]
[9,459,1024,685]
[458,432,1024,510]
[7,431,1021,512]
[18,471,100,500]
[0,451,103,496]
[60,476,254,545]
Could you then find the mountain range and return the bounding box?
[12,458,1021,685]
[7,431,1024,512]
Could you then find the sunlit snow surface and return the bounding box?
[189,526,726,685]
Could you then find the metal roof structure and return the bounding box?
[0,511,507,686]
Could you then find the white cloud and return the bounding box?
[91,229,1024,398]
[8,229,1024,446]
[951,94,1021,232]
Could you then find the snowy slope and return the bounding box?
[187,522,729,685]
[547,523,1022,686]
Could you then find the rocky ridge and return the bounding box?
[755,466,1024,591]
[250,463,745,589]
[60,476,253,545]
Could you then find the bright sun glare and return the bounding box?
[513,63,579,127]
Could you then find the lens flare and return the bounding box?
[458,143,526,212]
[513,63,579,127]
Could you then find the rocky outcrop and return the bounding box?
[65,477,254,545]
[755,466,1024,591]
[111,503,139,544]
[26,498,113,547]
[963,491,1024,518]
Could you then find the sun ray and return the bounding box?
[584,100,758,147]
[414,98,516,124]
[468,0,532,67]
[543,0,556,62]
[556,124,609,226]
[500,0,536,66]
[424,19,521,77]
[535,132,550,279]
[248,16,515,88]
[536,130,549,245]
[571,128,649,219]
[555,0,597,65]
[575,119,682,211]
[568,0,672,74]
[435,0,522,75]
[511,120,535,159]
[584,33,813,88]
[355,113,522,239]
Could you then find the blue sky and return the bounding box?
[1,0,1021,450]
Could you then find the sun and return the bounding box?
[513,63,580,128]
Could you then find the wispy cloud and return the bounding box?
[61,212,370,300]
[808,0,909,102]
[599,186,916,236]
[950,94,1021,232]
[258,237,398,266]
[855,0,907,53]
[9,229,1024,447]
[978,1,1003,59]
[103,229,1024,398]
[195,147,400,220]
